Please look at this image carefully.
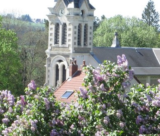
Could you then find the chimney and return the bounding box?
[69,60,78,77]
[81,60,86,68]
[111,32,121,48]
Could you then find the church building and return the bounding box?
[45,0,160,89]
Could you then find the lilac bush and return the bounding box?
[0,54,160,135]
[50,54,160,135]
[0,81,61,136]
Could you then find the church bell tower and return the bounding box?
[45,0,95,87]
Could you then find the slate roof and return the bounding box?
[54,70,85,103]
[63,0,95,9]
[92,47,160,67]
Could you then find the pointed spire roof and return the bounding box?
[111,32,121,48]
[56,0,95,9]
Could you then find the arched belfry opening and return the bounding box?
[51,56,68,87]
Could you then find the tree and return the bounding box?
[1,13,46,87]
[142,0,159,29]
[93,16,100,31]
[0,16,23,95]
[19,30,47,87]
[94,15,160,47]
[21,14,33,22]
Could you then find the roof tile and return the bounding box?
[54,70,85,103]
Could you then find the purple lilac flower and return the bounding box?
[136,115,143,124]
[99,84,106,91]
[20,95,27,106]
[119,122,125,128]
[0,109,4,114]
[103,116,110,125]
[152,100,160,107]
[139,125,146,134]
[78,115,84,121]
[117,54,129,69]
[102,104,106,109]
[156,110,160,116]
[122,54,127,62]
[132,102,138,107]
[28,80,36,90]
[93,69,100,75]
[116,109,123,118]
[8,107,13,113]
[79,88,88,99]
[89,84,95,93]
[122,81,131,89]
[158,79,160,84]
[7,92,15,106]
[50,129,58,136]
[30,120,37,132]
[145,94,152,102]
[117,55,123,65]
[2,118,10,124]
[2,130,9,135]
[44,98,50,110]
[94,74,103,81]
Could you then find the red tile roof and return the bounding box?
[54,70,85,103]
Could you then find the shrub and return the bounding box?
[0,54,160,135]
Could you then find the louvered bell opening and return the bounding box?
[54,23,59,44]
[78,24,82,46]
[84,24,88,46]
[62,23,67,45]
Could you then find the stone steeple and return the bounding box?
[45,0,95,87]
[111,32,121,48]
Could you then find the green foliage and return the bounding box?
[94,15,159,47]
[2,14,47,88]
[0,16,23,95]
[142,0,159,30]
[19,30,47,87]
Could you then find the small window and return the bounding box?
[61,91,73,99]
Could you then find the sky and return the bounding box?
[0,0,160,19]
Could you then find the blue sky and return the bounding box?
[0,0,160,19]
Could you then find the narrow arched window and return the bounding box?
[55,64,59,86]
[78,24,82,46]
[54,23,59,44]
[84,24,88,46]
[62,65,66,82]
[62,23,67,44]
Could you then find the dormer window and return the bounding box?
[61,90,73,99]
